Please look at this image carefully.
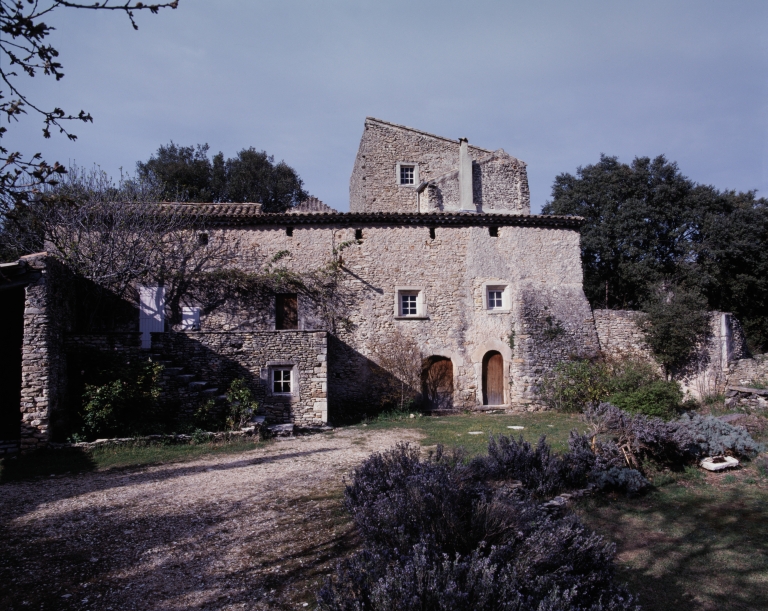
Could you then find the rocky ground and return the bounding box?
[0,428,421,611]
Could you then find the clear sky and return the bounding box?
[5,0,767,212]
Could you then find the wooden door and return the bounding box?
[276,294,298,330]
[482,351,504,405]
[423,357,453,410]
[0,287,24,442]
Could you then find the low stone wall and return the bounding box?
[730,355,768,387]
[151,331,328,426]
[725,386,768,411]
[593,310,654,362]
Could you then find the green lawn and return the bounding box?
[357,410,583,454]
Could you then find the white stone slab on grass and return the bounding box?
[700,456,739,472]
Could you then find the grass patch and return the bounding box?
[577,461,768,611]
[0,438,267,483]
[353,411,583,455]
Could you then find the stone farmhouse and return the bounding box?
[0,118,753,454]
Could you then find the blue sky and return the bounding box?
[5,0,767,212]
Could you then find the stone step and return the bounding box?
[164,367,184,375]
[189,381,208,390]
[177,374,196,384]
[201,387,219,396]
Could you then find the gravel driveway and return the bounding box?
[0,428,421,610]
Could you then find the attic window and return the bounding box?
[489,227,498,237]
[355,228,363,240]
[429,227,436,240]
[197,232,209,246]
[286,227,294,237]
[396,163,418,186]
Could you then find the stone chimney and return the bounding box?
[459,138,474,211]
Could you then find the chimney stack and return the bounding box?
[459,138,474,211]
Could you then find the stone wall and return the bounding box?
[730,354,768,387]
[350,118,529,214]
[593,310,654,362]
[725,386,768,411]
[151,331,327,426]
[193,217,593,412]
[421,152,530,214]
[18,255,75,452]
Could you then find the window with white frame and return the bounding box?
[401,293,418,316]
[396,162,418,186]
[487,289,503,310]
[272,368,292,394]
[483,284,509,312]
[395,287,425,318]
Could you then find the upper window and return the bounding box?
[395,286,426,318]
[273,368,292,394]
[483,284,510,312]
[487,290,503,310]
[396,163,419,186]
[275,293,298,330]
[401,293,418,316]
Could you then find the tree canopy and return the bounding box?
[543,154,768,351]
[136,143,308,212]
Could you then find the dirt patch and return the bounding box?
[0,428,421,610]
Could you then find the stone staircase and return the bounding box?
[148,352,228,420]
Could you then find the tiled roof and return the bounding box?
[170,206,583,229]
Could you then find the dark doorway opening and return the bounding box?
[422,356,453,411]
[0,287,25,442]
[275,293,298,330]
[482,351,504,405]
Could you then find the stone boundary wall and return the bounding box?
[725,386,768,411]
[593,309,654,363]
[730,355,768,387]
[151,331,327,426]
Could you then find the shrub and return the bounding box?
[538,359,610,412]
[670,413,764,458]
[540,356,685,417]
[324,444,640,611]
[225,378,257,430]
[607,379,684,420]
[640,282,710,375]
[81,359,167,439]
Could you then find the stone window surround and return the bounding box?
[481,282,511,313]
[265,360,300,402]
[394,286,428,319]
[396,162,419,187]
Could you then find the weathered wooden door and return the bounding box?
[0,287,24,443]
[482,351,504,405]
[276,293,298,330]
[423,357,453,410]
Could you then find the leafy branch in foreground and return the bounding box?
[1,1,179,211]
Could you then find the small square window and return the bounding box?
[488,290,503,310]
[401,294,418,316]
[489,227,498,237]
[273,369,292,394]
[400,165,415,185]
[197,232,209,246]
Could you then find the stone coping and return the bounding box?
[728,386,768,396]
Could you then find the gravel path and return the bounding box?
[0,428,422,610]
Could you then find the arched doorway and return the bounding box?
[482,351,504,405]
[422,356,453,411]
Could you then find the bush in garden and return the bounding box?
[323,443,639,611]
[539,356,685,417]
[670,412,764,458]
[606,379,684,420]
[225,378,257,430]
[538,359,610,412]
[81,359,168,439]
